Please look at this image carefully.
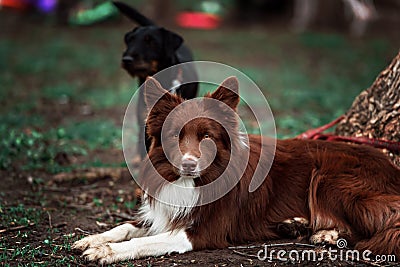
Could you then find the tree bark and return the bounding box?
[335,51,400,167]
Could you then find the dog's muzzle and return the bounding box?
[180,155,199,177]
[182,158,196,172]
[122,55,134,65]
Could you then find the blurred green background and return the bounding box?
[0,0,399,173]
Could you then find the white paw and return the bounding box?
[82,244,115,263]
[310,229,339,245]
[72,234,108,251]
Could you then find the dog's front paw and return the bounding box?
[82,244,115,263]
[72,234,108,251]
[310,229,339,245]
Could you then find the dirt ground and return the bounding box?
[2,159,395,267]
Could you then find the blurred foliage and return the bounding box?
[0,122,86,172]
[82,83,134,109]
[0,16,397,171]
[61,120,122,149]
[0,112,121,172]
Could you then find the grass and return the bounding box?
[0,228,80,266]
[0,203,75,266]
[0,200,136,266]
[0,204,43,227]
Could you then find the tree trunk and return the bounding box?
[335,51,400,167]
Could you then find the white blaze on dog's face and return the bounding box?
[144,76,240,180]
[180,153,200,177]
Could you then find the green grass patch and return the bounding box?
[0,115,122,172]
[0,204,43,228]
[61,119,122,149]
[0,228,80,266]
[0,125,86,172]
[82,82,136,109]
[41,83,80,101]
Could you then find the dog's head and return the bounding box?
[121,26,183,79]
[144,77,241,182]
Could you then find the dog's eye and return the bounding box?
[203,134,210,139]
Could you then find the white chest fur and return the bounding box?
[139,178,199,235]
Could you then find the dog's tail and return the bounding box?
[113,1,155,26]
[350,194,400,259]
[355,227,400,260]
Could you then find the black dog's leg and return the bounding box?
[177,83,198,99]
[175,62,199,99]
[136,83,150,160]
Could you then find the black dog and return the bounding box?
[113,1,198,160]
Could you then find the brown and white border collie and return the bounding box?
[73,77,400,264]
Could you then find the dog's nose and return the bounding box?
[122,55,134,65]
[182,158,197,172]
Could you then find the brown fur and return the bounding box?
[139,77,400,257]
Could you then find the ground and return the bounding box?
[0,7,399,267]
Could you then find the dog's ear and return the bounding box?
[160,28,183,55]
[210,76,240,110]
[144,77,182,136]
[124,27,138,43]
[144,77,181,112]
[144,77,169,110]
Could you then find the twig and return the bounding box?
[42,186,70,192]
[111,212,136,221]
[0,223,35,233]
[228,244,264,249]
[49,167,126,185]
[67,204,93,210]
[232,249,258,258]
[229,242,316,250]
[63,233,76,238]
[47,211,52,229]
[53,222,67,228]
[264,242,317,248]
[96,221,109,228]
[74,227,92,235]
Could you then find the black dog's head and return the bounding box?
[121,26,184,79]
